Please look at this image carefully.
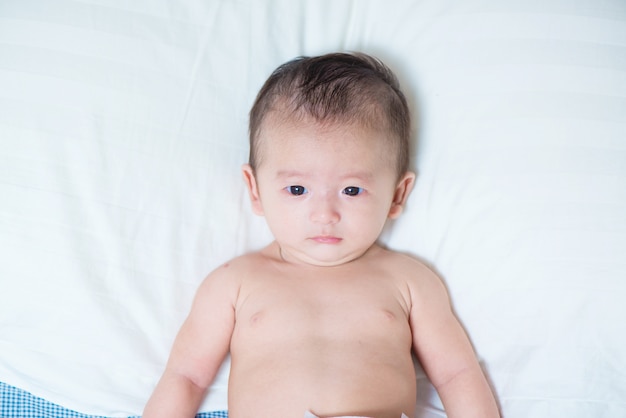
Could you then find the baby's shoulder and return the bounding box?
[375,248,445,295]
[375,247,436,277]
[208,246,276,281]
[209,251,261,279]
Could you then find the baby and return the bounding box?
[143,53,499,418]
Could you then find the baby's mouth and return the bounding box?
[310,236,342,244]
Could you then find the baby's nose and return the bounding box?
[310,197,340,224]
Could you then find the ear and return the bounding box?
[388,171,416,219]
[242,164,264,216]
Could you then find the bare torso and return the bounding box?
[227,243,418,418]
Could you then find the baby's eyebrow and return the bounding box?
[338,171,375,183]
[275,170,306,179]
[349,172,375,181]
[275,170,374,183]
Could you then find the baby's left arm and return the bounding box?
[408,265,500,418]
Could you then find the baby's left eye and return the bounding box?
[342,186,363,196]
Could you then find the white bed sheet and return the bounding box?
[1,0,625,417]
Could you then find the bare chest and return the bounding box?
[231,269,412,349]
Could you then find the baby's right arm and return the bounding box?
[143,263,239,418]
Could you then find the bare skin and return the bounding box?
[229,243,416,417]
[144,118,500,417]
[144,243,498,418]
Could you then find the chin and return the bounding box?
[295,248,370,267]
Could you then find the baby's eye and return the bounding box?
[286,185,308,196]
[342,186,363,196]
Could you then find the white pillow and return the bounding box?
[0,1,624,417]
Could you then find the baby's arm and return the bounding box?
[409,265,500,418]
[143,264,238,418]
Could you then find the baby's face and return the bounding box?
[244,118,412,267]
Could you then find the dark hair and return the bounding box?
[248,52,411,177]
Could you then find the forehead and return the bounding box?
[256,115,396,170]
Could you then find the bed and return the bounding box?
[1,0,625,417]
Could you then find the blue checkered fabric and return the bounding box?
[0,381,228,418]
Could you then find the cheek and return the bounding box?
[261,199,302,234]
[346,202,390,233]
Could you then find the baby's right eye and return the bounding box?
[286,185,307,196]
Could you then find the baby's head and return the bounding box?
[244,53,415,266]
[248,52,411,179]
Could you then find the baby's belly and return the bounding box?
[227,337,417,418]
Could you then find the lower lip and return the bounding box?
[312,236,342,244]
